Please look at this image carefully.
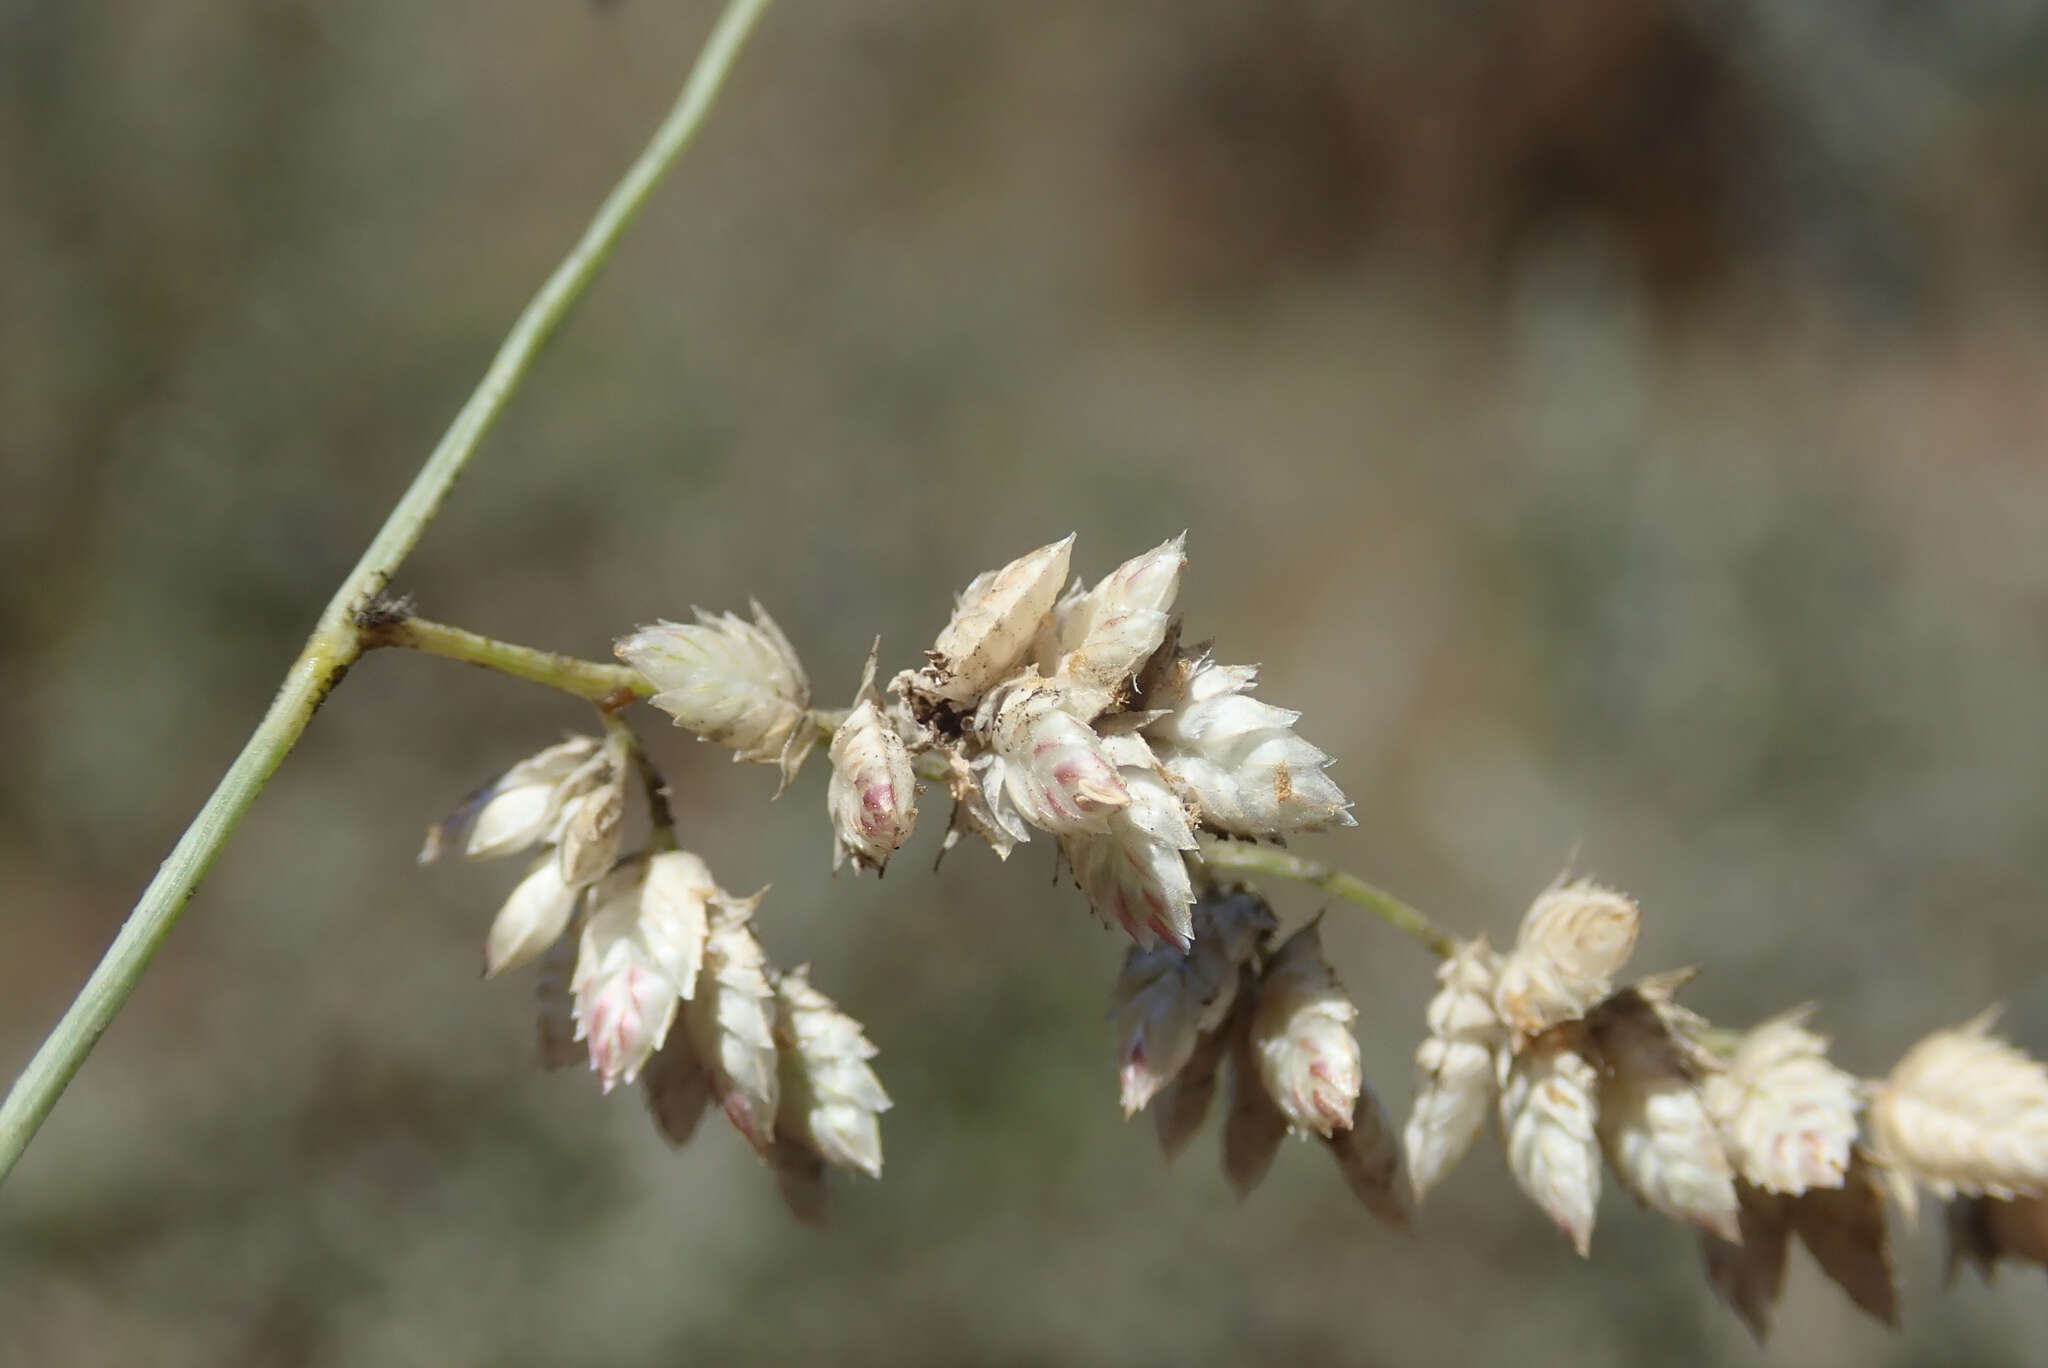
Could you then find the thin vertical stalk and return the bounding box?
[0,0,777,1189]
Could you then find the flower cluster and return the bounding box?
[1398,876,2048,1340]
[422,735,889,1220]
[1106,889,1407,1228]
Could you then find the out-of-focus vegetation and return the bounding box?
[4,2,2047,1363]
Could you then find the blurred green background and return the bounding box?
[5,1,2048,1363]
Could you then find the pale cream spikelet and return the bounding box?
[1404,935,1507,1201]
[420,735,602,863]
[940,748,1032,861]
[484,853,583,979]
[1493,879,1641,1041]
[772,967,891,1178]
[912,534,1074,708]
[1500,1035,1604,1256]
[1867,1007,2048,1222]
[616,601,814,782]
[571,862,686,1092]
[552,736,628,888]
[1109,889,1275,1115]
[1249,921,1363,1139]
[681,891,781,1152]
[1588,987,1740,1242]
[637,850,715,999]
[1325,1085,1411,1231]
[980,674,1129,836]
[1042,535,1186,717]
[1140,654,1352,838]
[1702,1008,1860,1195]
[1063,733,1200,948]
[826,697,918,873]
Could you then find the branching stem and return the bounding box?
[1197,837,1460,958]
[0,0,777,1191]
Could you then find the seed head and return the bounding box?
[616,601,813,783]
[1249,921,1363,1139]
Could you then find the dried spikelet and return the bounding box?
[1325,1086,1410,1231]
[1500,1035,1604,1256]
[1947,1193,2048,1284]
[915,535,1074,707]
[1404,936,1506,1201]
[1789,1151,1897,1327]
[535,908,585,1070]
[982,675,1129,835]
[680,892,780,1152]
[768,1133,829,1227]
[1866,1007,2048,1222]
[1223,1002,1289,1195]
[1589,986,1740,1242]
[1702,1008,1860,1195]
[616,601,814,783]
[1701,1184,1793,1344]
[1109,890,1274,1115]
[641,1031,714,1147]
[1494,880,1640,1042]
[1249,921,1363,1138]
[1154,994,1238,1158]
[773,967,891,1177]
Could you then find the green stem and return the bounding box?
[0,0,777,1191]
[1197,836,1459,959]
[365,614,649,703]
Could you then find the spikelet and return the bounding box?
[1044,535,1185,717]
[641,1031,714,1147]
[982,675,1129,835]
[681,891,780,1151]
[1223,1003,1289,1195]
[1703,1009,1860,1195]
[1493,880,1640,1042]
[1947,1192,2048,1283]
[571,863,685,1091]
[912,535,1074,708]
[1154,1000,1236,1159]
[553,750,628,888]
[535,907,585,1070]
[826,691,919,873]
[1866,1007,2048,1222]
[1701,1184,1793,1343]
[485,854,584,979]
[1789,1151,1897,1326]
[1501,1036,1604,1256]
[422,736,603,863]
[1588,986,1740,1242]
[1325,1086,1410,1230]
[773,967,891,1177]
[1404,936,1506,1201]
[636,850,715,999]
[616,601,813,782]
[1249,921,1363,1138]
[1142,655,1352,837]
[1109,890,1274,1115]
[1063,755,1199,949]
